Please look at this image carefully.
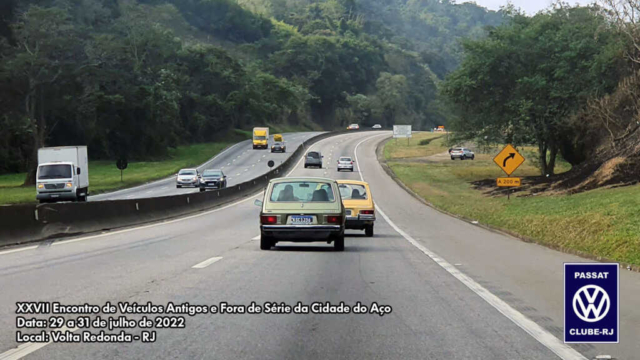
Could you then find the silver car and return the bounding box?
[337,157,354,172]
[304,151,323,168]
[450,148,475,160]
[176,168,199,188]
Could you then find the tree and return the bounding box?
[375,72,408,124]
[442,6,624,175]
[3,6,81,185]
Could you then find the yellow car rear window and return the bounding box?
[338,184,368,200]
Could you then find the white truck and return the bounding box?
[36,146,89,203]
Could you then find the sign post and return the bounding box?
[393,125,412,146]
[493,144,525,199]
[116,157,128,182]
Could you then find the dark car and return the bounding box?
[304,151,323,168]
[271,142,286,153]
[199,169,227,191]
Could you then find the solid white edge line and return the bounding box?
[2,132,335,255]
[353,134,587,360]
[192,256,223,269]
[90,141,246,200]
[0,327,78,360]
[252,235,260,240]
[0,246,39,256]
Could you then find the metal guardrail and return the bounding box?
[0,130,357,247]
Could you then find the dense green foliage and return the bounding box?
[442,6,627,175]
[0,0,502,183]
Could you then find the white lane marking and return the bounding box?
[45,195,260,249]
[126,194,136,199]
[262,155,266,158]
[0,326,78,360]
[90,141,246,201]
[236,173,240,176]
[227,163,230,166]
[252,235,260,240]
[252,164,255,167]
[1,133,342,256]
[0,246,39,256]
[244,169,248,172]
[192,256,223,269]
[145,190,153,194]
[353,134,586,360]
[376,206,585,360]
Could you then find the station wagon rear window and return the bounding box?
[338,184,368,200]
[270,181,335,202]
[307,152,320,159]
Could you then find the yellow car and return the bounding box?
[336,180,375,236]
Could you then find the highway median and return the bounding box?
[0,131,351,248]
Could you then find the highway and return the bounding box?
[89,132,322,201]
[1,131,639,360]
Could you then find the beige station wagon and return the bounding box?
[254,177,346,251]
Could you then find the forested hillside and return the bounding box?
[442,2,640,193]
[0,0,502,183]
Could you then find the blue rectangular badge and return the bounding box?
[564,263,619,343]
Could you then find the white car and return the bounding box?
[337,157,354,172]
[372,124,382,129]
[176,168,200,188]
[450,148,475,160]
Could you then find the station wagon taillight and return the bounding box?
[360,210,374,215]
[326,216,342,224]
[261,215,277,224]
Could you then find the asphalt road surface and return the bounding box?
[1,131,639,360]
[89,132,322,201]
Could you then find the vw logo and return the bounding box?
[572,285,610,322]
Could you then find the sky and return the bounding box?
[470,0,595,15]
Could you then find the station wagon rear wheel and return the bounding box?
[334,234,344,251]
[260,234,274,250]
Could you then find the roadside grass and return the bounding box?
[0,142,231,205]
[385,136,640,266]
[384,132,448,159]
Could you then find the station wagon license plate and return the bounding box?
[290,215,313,225]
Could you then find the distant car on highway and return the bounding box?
[372,124,382,129]
[337,180,375,237]
[254,177,346,251]
[337,156,354,172]
[271,142,286,153]
[199,169,227,191]
[304,151,323,168]
[347,124,360,130]
[450,147,475,160]
[176,168,199,188]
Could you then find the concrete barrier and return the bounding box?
[0,130,357,247]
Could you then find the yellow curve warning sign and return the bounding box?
[493,144,525,176]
